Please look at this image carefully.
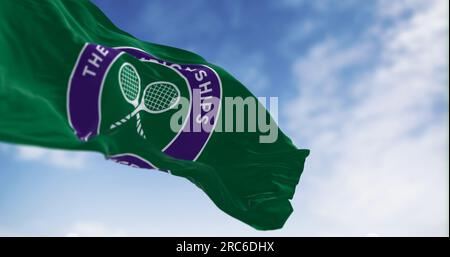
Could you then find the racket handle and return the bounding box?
[136,113,147,139]
[110,113,132,130]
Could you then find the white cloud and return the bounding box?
[376,0,429,19]
[0,230,22,237]
[0,143,10,153]
[240,65,269,92]
[16,146,87,170]
[285,0,448,236]
[279,19,320,56]
[212,46,270,94]
[137,0,221,44]
[65,222,126,237]
[280,0,359,11]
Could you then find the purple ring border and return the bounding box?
[67,43,222,163]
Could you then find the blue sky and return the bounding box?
[0,0,448,236]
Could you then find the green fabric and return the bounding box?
[0,0,309,230]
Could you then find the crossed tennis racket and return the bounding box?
[109,62,181,139]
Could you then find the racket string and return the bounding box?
[144,83,178,112]
[120,65,139,101]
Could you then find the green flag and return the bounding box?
[0,0,309,230]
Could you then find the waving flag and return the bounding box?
[0,0,309,230]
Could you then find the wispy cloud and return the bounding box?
[0,230,22,237]
[285,0,448,236]
[211,45,270,94]
[280,0,360,11]
[136,0,221,45]
[65,222,126,237]
[0,143,10,153]
[16,146,87,170]
[279,19,319,56]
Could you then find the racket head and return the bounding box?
[141,81,181,114]
[118,62,141,106]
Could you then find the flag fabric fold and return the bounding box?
[0,0,309,230]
